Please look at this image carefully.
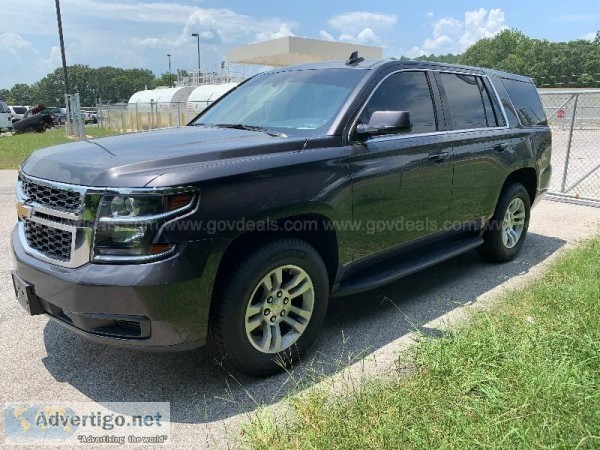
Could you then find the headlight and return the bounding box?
[98,193,194,220]
[93,191,196,262]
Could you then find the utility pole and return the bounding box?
[54,0,70,97]
[191,33,201,84]
[167,54,172,86]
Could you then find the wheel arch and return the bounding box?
[502,167,537,205]
[209,213,340,314]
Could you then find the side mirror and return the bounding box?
[356,111,412,136]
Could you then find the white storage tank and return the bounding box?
[186,83,239,116]
[127,86,195,129]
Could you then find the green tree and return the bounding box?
[415,53,462,64]
[155,72,177,88]
[29,65,159,106]
[8,84,33,105]
[0,89,9,102]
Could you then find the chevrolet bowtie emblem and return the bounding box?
[16,201,32,220]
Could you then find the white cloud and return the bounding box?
[0,32,32,56]
[582,32,597,41]
[38,46,62,72]
[324,11,397,45]
[409,8,508,56]
[254,23,296,43]
[427,12,435,18]
[319,30,335,41]
[130,7,297,49]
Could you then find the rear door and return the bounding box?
[435,72,514,224]
[348,70,454,260]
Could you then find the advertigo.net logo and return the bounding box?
[4,402,170,446]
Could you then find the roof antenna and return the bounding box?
[345,50,364,66]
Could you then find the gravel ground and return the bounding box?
[0,169,599,449]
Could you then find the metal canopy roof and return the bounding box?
[227,36,383,67]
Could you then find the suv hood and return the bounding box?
[21,126,306,187]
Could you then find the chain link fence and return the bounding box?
[96,100,214,133]
[540,90,600,203]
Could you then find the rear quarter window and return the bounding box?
[501,78,547,126]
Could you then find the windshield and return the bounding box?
[193,69,365,137]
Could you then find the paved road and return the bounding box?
[1,169,599,448]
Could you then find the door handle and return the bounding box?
[428,152,450,162]
[494,143,509,152]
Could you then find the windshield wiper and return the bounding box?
[197,123,287,138]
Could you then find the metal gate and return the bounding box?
[539,90,600,204]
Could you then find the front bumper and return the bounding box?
[12,226,224,351]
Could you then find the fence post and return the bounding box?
[150,99,155,129]
[561,94,579,193]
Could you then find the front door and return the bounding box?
[348,70,453,261]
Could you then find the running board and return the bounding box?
[333,236,484,297]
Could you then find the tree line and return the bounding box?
[0,66,177,107]
[2,29,599,108]
[402,29,600,88]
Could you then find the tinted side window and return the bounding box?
[360,71,436,134]
[0,102,9,114]
[477,78,498,127]
[489,75,519,127]
[439,73,490,130]
[501,78,547,126]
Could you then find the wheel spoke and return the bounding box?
[508,228,518,247]
[261,274,273,291]
[289,279,312,298]
[271,267,283,290]
[289,305,312,321]
[259,323,273,351]
[283,315,307,334]
[271,324,282,351]
[246,303,262,318]
[247,316,263,332]
[284,271,309,291]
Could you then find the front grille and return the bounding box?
[23,220,72,262]
[21,178,82,213]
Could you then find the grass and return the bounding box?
[0,127,120,169]
[242,236,600,449]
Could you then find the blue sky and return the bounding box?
[1,0,599,88]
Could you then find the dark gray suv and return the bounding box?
[12,57,551,375]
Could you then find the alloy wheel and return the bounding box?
[502,197,526,249]
[244,265,314,354]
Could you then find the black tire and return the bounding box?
[207,238,329,376]
[477,183,531,262]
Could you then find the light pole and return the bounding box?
[54,0,69,97]
[167,54,172,86]
[191,33,201,83]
